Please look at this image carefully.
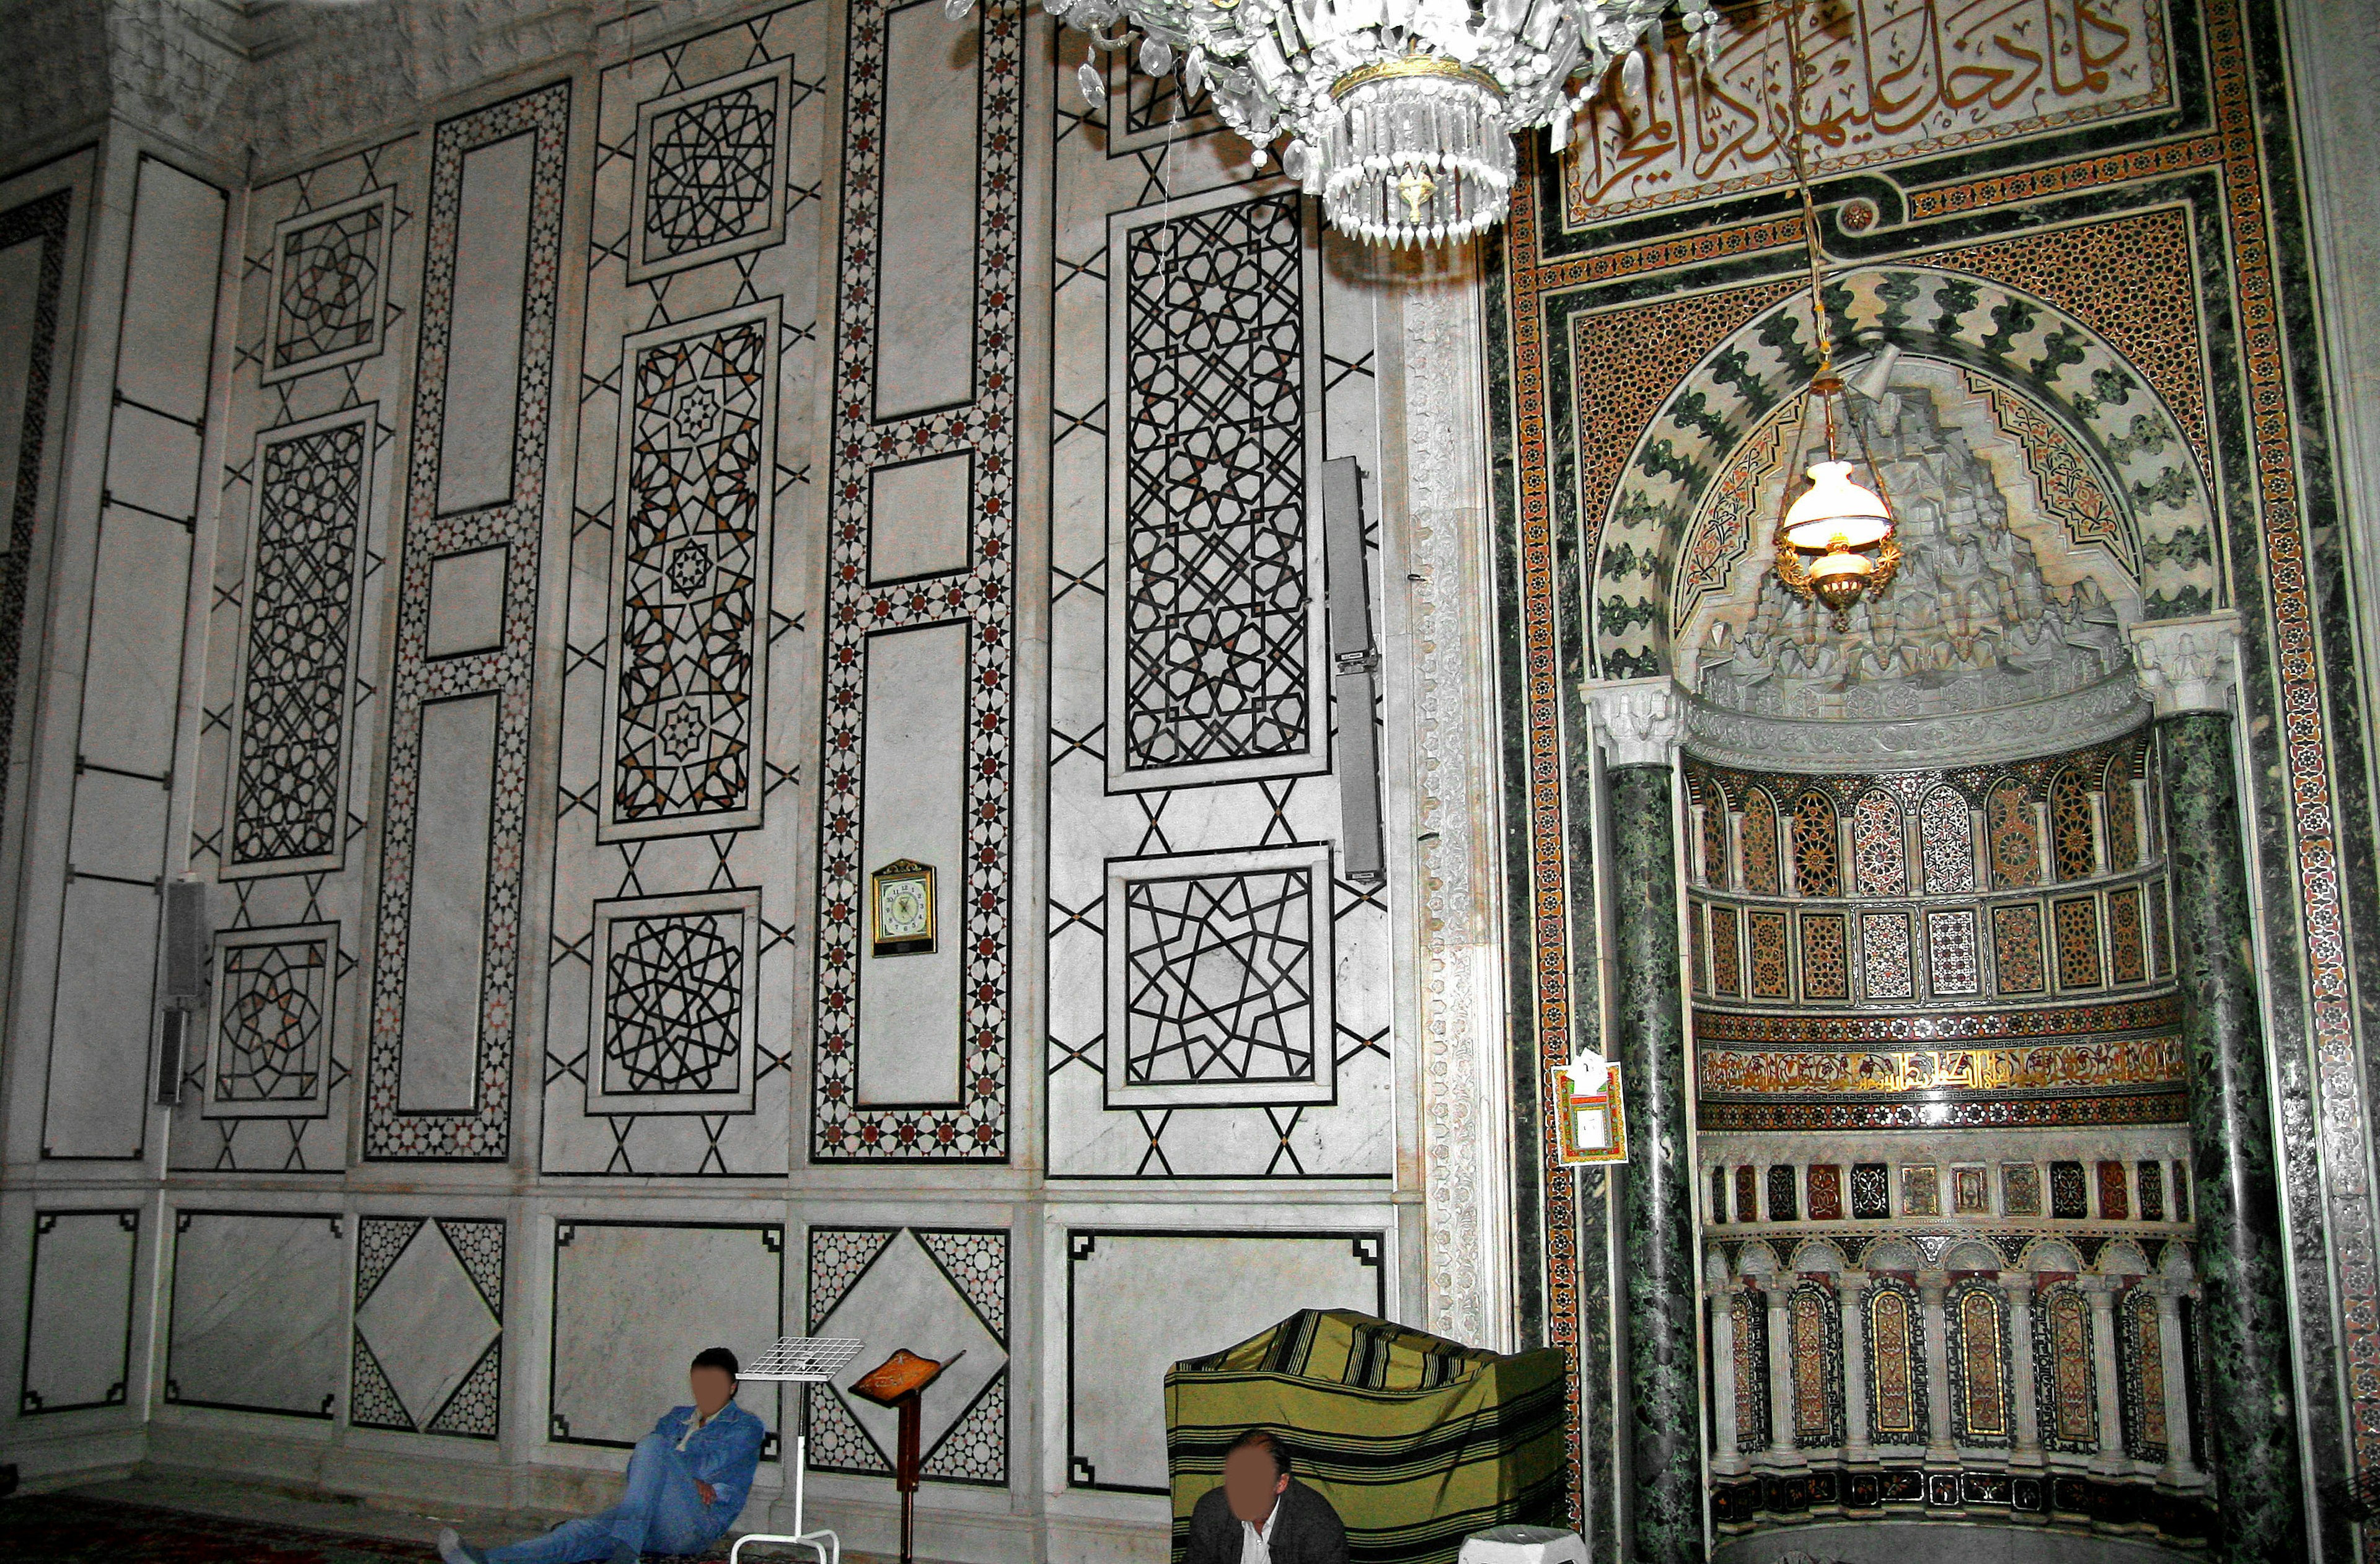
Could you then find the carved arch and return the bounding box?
[1592,265,2220,678]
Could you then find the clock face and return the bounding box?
[878,880,929,939]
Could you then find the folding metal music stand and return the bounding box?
[728,1337,866,1564]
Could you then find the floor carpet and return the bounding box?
[0,1495,758,1564]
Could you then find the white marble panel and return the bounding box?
[81,507,192,776]
[354,1218,502,1433]
[166,1210,345,1418]
[397,693,498,1112]
[43,876,158,1158]
[117,157,224,421]
[21,1209,139,1413]
[0,236,42,526]
[102,402,202,522]
[1065,1229,1384,1491]
[66,767,169,883]
[872,0,981,420]
[436,132,534,516]
[425,545,509,658]
[868,449,972,584]
[857,620,967,1107]
[549,1221,782,1449]
[807,1229,1005,1468]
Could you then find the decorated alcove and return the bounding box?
[1483,0,2361,1554]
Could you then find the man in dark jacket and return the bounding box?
[1185,1429,1349,1564]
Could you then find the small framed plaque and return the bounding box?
[870,859,937,957]
[1554,1057,1628,1166]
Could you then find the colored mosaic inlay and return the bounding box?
[1741,790,1779,895]
[1853,788,1905,897]
[1709,905,1742,996]
[1807,1163,1843,1221]
[1791,790,1840,897]
[2097,1159,2130,1219]
[1992,904,2047,994]
[1748,911,1789,999]
[2053,897,2103,989]
[1859,912,1912,1000]
[1694,993,2180,1045]
[1697,1035,2185,1099]
[1800,913,1848,1000]
[2107,885,2146,984]
[1926,909,1980,996]
[1901,1165,1939,1216]
[1920,787,1976,894]
[1767,1164,1799,1223]
[1952,1165,1989,1215]
[1867,1283,1920,1439]
[2003,1162,2042,1216]
[1986,781,2040,889]
[2051,767,2097,881]
[1851,1162,1890,1219]
[2049,1161,2089,1220]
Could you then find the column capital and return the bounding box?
[2127,610,2242,717]
[1584,676,1686,767]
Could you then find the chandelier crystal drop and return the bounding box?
[948,0,1724,246]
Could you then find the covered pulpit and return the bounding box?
[1163,1310,1568,1564]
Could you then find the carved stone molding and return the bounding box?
[1398,252,1516,1351]
[2128,611,2242,717]
[1682,672,2149,773]
[1585,675,1685,767]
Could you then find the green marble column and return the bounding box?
[1606,762,1701,1563]
[2159,711,2306,1561]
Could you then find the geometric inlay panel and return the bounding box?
[351,1216,505,1438]
[1108,189,1323,789]
[226,410,373,874]
[602,305,777,837]
[1103,842,1334,1107]
[803,1226,1007,1488]
[264,188,395,383]
[586,889,762,1115]
[204,922,338,1118]
[629,59,795,283]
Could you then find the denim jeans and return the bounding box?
[487,1434,723,1562]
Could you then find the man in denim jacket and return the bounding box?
[441,1347,766,1564]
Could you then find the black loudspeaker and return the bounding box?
[161,879,209,1003]
[156,879,209,1105]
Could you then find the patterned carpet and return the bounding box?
[0,1495,763,1564]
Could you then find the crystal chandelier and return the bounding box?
[948,0,1722,246]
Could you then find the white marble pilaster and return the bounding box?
[2087,1278,2128,1474]
[2156,1284,2203,1489]
[1765,1286,1797,1463]
[1709,1279,1745,1475]
[1393,254,1516,1351]
[2006,1273,2043,1467]
[1919,1274,1957,1462]
[1838,1273,1871,1464]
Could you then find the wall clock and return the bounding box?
[870,859,935,957]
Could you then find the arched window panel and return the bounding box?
[2035,1285,2099,1452]
[1919,785,1976,894]
[1792,789,1840,898]
[1733,1290,1770,1453]
[1702,796,1730,887]
[1947,1282,2011,1446]
[2119,1288,2169,1464]
[1852,788,1905,897]
[1986,779,2041,890]
[2051,766,2096,880]
[1789,1282,1844,1448]
[1865,1279,1926,1446]
[1742,788,1779,896]
[2103,752,2140,871]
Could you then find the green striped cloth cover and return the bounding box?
[1163,1309,1569,1564]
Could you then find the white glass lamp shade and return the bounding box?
[1781,460,1892,551]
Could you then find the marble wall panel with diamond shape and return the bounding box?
[351,1216,504,1438]
[803,1226,1007,1487]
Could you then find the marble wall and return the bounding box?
[0,4,1437,1560]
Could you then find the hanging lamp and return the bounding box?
[1770,154,1898,629]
